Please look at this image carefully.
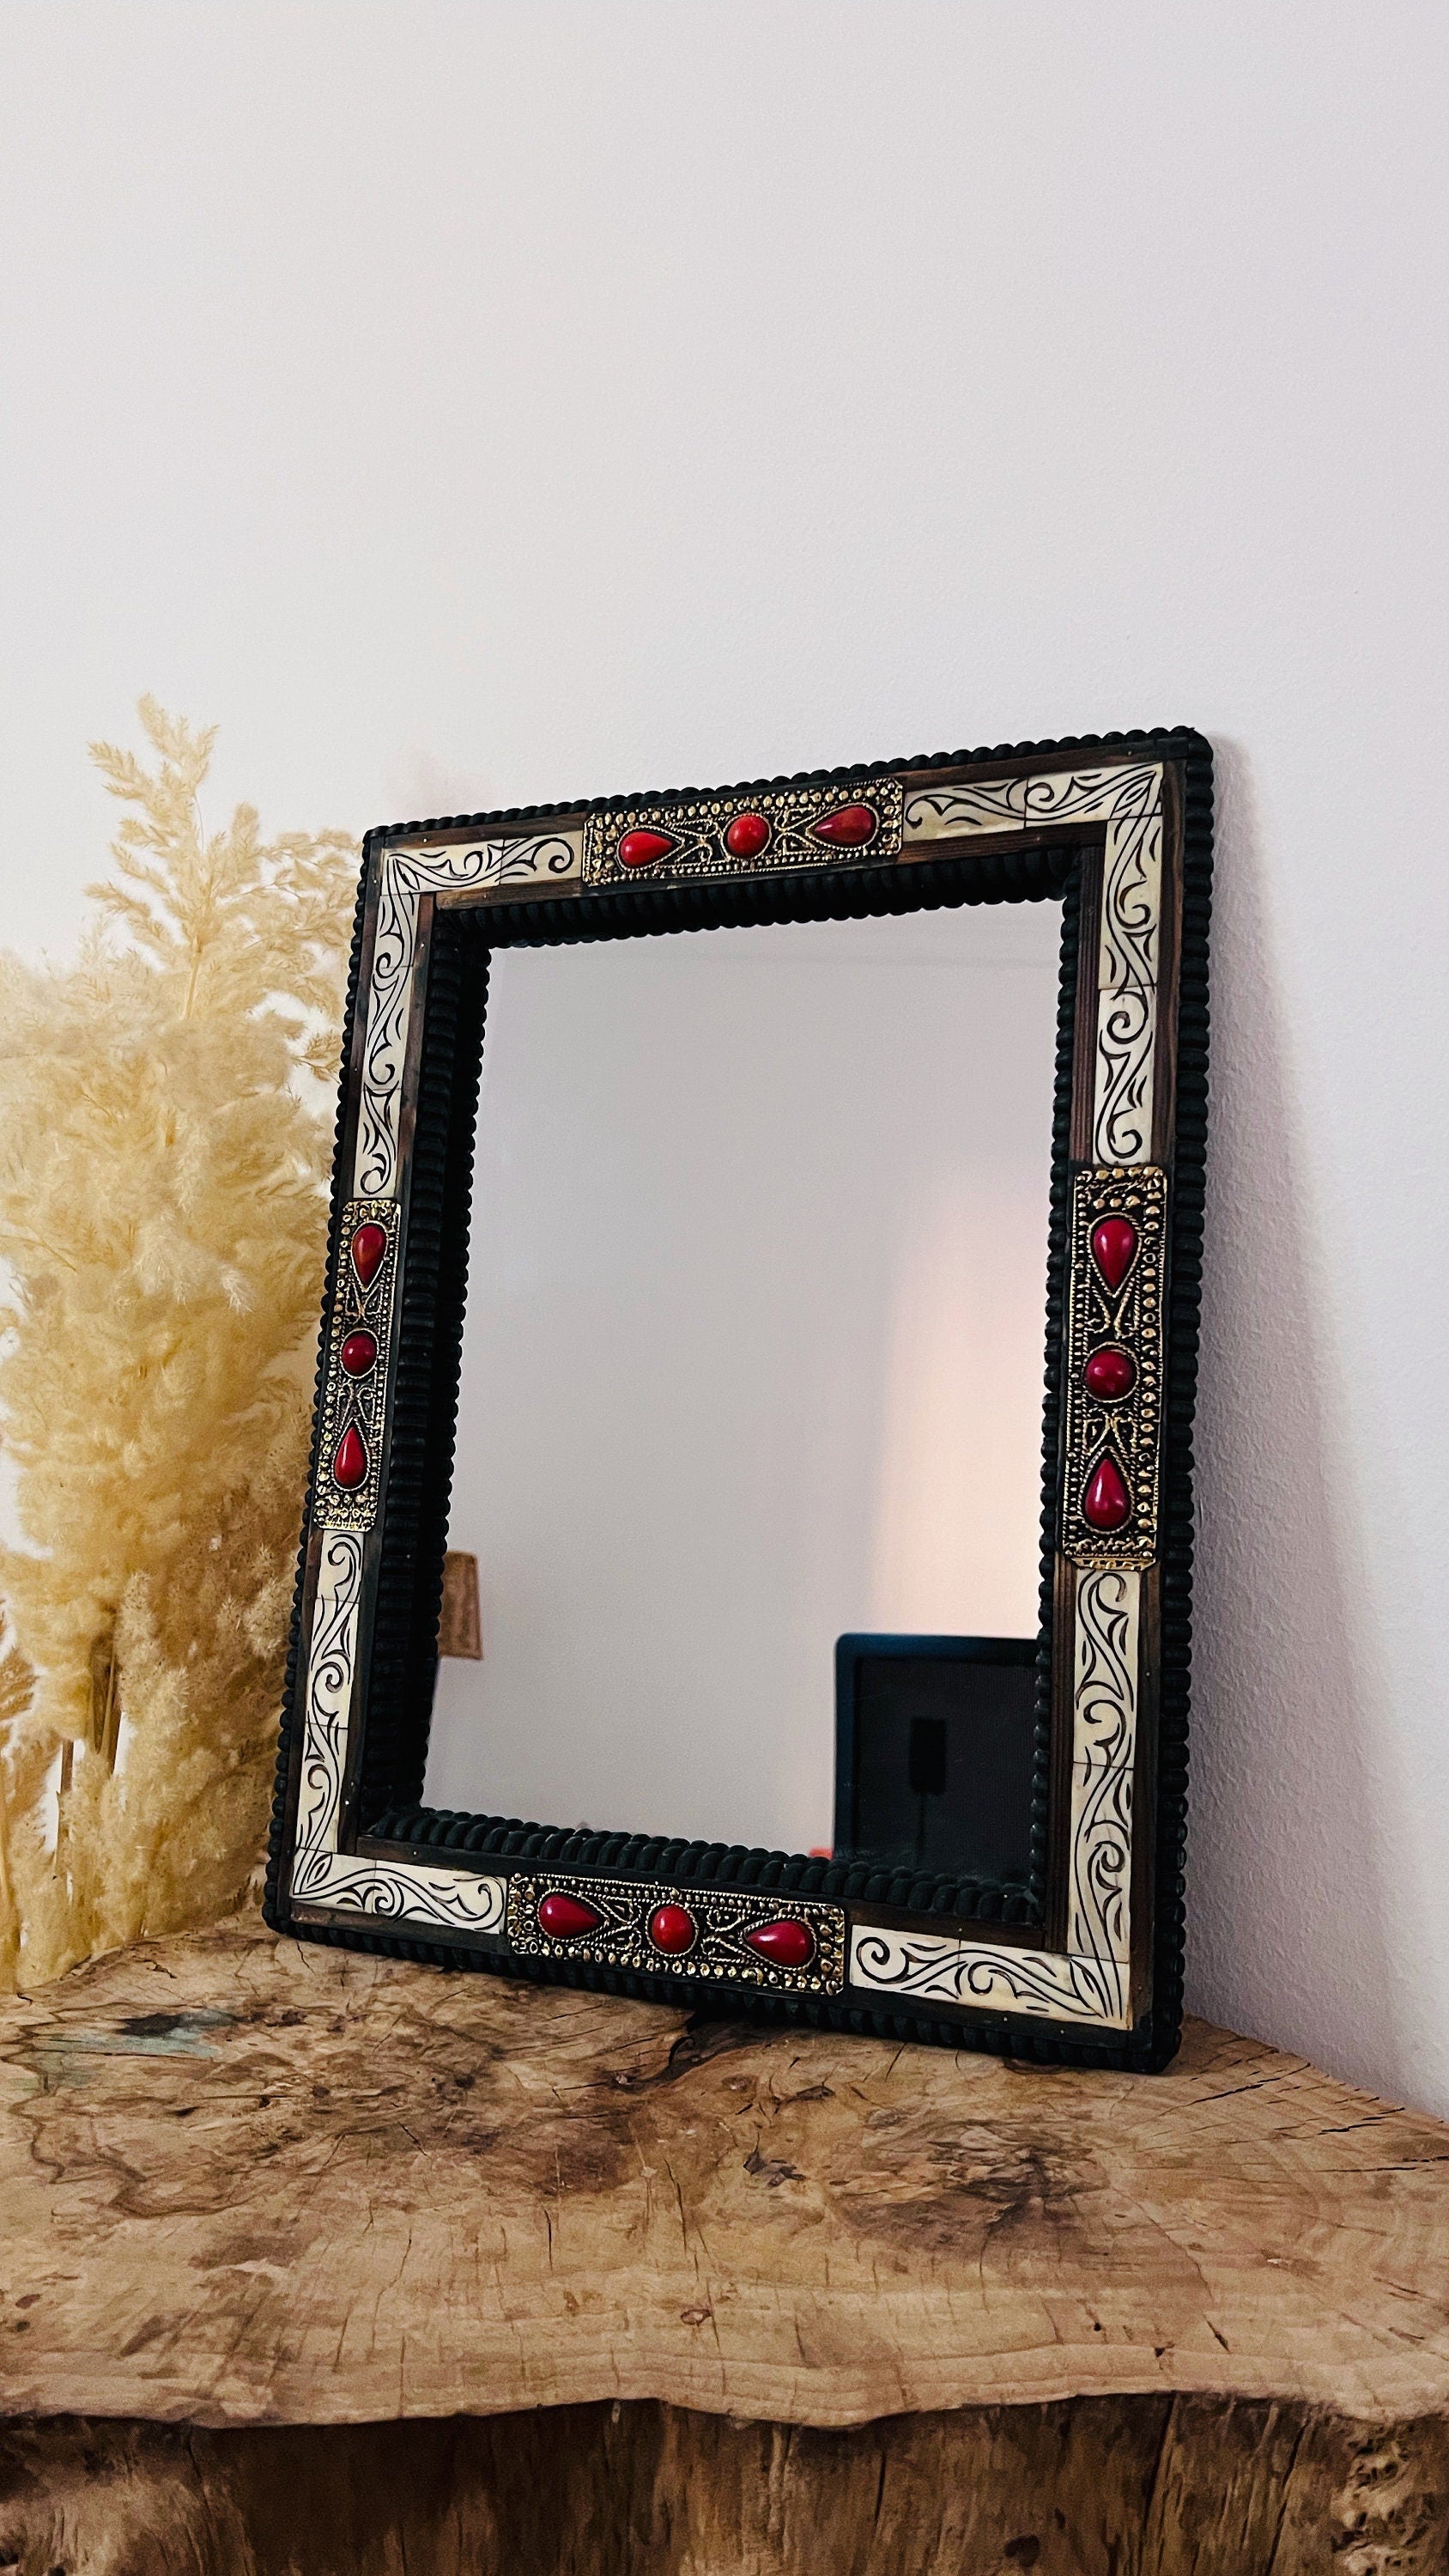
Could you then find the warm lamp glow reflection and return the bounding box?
[869,1179,1048,1637]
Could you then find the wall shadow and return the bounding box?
[1185,738,1399,2088]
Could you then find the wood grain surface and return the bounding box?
[2,1917,1447,2433]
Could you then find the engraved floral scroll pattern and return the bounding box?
[292,1844,507,1932]
[1066,1569,1138,1970]
[848,1923,1125,2026]
[289,1528,506,1930]
[903,762,1162,1165]
[355,833,583,1201]
[293,1531,363,1859]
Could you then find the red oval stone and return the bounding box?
[809,802,878,849]
[331,1425,368,1490]
[724,811,771,860]
[340,1329,379,1378]
[1084,1345,1136,1402]
[1090,1216,1137,1293]
[537,1892,603,1939]
[1082,1454,1131,1531]
[744,1918,815,1970]
[617,829,676,870]
[350,1221,387,1288]
[648,1903,697,1956]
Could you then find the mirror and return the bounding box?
[425,896,1063,1860]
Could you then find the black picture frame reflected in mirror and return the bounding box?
[834,1634,1038,1883]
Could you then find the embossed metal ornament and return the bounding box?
[508,1871,846,1996]
[312,1200,400,1534]
[583,776,904,889]
[1061,1166,1167,1568]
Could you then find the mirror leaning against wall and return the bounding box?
[266,732,1212,2074]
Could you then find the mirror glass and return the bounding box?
[423,896,1063,1860]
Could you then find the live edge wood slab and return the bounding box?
[2,1919,1448,2573]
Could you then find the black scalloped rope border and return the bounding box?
[267,727,1210,2074]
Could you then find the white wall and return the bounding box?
[3,3,1446,2111]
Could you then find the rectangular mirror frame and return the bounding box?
[265,728,1212,2071]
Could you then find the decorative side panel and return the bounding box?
[583,777,904,888]
[508,1872,846,1997]
[902,762,1161,842]
[1097,798,1161,993]
[1061,1167,1167,1569]
[289,1525,507,1933]
[354,835,583,1200]
[902,762,1164,1163]
[294,1529,365,1859]
[312,1200,401,1534]
[292,1848,507,1934]
[1071,1566,1140,1774]
[355,859,425,1200]
[847,1926,1127,2026]
[1093,982,1157,1165]
[391,829,584,897]
[1067,1758,1133,1967]
[1065,1568,1139,1968]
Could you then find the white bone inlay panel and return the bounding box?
[847,1925,1127,2026]
[355,833,583,1200]
[292,1846,507,1932]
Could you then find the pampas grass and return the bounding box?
[0,701,357,1987]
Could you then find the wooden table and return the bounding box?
[2,1917,1447,2572]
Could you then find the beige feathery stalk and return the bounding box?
[0,700,357,1987]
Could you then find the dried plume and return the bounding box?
[0,700,357,1985]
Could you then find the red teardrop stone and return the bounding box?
[537,1892,603,1939]
[340,1328,379,1378]
[744,1918,815,1969]
[648,1903,697,1955]
[331,1425,368,1490]
[1084,1345,1136,1402]
[1090,1216,1137,1293]
[724,811,771,860]
[809,803,878,849]
[350,1221,387,1288]
[1082,1454,1131,1531]
[617,829,676,870]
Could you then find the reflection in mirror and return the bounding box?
[423,896,1063,1863]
